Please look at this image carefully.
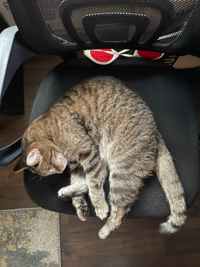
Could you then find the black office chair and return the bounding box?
[0,0,199,218]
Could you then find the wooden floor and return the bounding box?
[0,55,200,267]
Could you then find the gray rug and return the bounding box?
[0,208,61,267]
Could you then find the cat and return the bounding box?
[14,76,186,239]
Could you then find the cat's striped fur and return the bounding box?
[14,77,186,239]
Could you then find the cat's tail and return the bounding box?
[155,131,187,234]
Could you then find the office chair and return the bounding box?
[0,0,199,218]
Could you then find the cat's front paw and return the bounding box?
[58,187,71,201]
[95,201,109,220]
[58,187,82,201]
[72,196,89,221]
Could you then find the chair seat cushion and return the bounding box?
[24,57,199,218]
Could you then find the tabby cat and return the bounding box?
[14,77,186,239]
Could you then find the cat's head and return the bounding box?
[14,140,67,176]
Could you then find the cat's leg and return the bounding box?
[58,163,89,221]
[58,162,88,200]
[62,119,109,220]
[81,154,109,220]
[98,171,144,239]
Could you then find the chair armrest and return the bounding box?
[0,137,22,167]
[0,26,37,166]
[0,26,37,103]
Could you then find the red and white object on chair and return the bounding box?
[84,49,164,65]
[133,50,164,60]
[84,49,121,65]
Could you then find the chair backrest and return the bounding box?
[8,0,200,58]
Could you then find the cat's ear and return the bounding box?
[13,157,28,173]
[26,149,40,166]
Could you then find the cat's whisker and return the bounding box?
[29,175,39,183]
[36,175,43,183]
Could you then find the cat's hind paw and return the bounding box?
[159,222,179,234]
[99,225,113,239]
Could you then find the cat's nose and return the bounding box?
[59,165,66,173]
[61,166,66,172]
[61,159,67,170]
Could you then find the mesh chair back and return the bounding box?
[8,0,200,57]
